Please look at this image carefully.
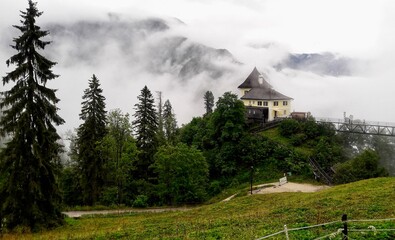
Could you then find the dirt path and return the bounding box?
[223,181,329,202]
[253,181,330,194]
[222,194,238,202]
[65,182,329,217]
[63,207,191,218]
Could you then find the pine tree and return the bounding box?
[133,86,158,180]
[163,99,178,145]
[0,0,64,231]
[77,74,107,205]
[204,91,214,116]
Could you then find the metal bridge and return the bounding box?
[316,118,395,137]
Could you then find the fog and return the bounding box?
[1,0,395,139]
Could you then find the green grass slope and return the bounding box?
[4,177,395,239]
[261,127,313,156]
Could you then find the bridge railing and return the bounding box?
[316,117,395,127]
[315,117,395,137]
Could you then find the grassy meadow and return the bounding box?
[2,177,395,239]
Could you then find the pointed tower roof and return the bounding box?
[238,67,272,89]
[239,67,293,101]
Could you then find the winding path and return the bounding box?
[63,207,191,218]
[64,182,329,217]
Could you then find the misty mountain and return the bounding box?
[45,16,356,81]
[274,52,353,76]
[46,17,239,81]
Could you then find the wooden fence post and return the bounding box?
[250,166,254,195]
[342,214,348,240]
[284,224,289,240]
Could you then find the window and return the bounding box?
[258,101,262,106]
[274,101,278,106]
[244,90,249,95]
[263,101,268,106]
[283,101,288,106]
[284,110,287,115]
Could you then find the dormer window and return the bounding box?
[244,90,249,95]
[258,75,264,85]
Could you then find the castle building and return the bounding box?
[238,67,293,122]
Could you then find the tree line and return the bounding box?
[0,0,392,233]
[0,1,254,231]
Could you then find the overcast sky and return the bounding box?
[1,0,389,55]
[1,0,395,137]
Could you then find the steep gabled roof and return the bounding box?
[239,67,292,101]
[241,88,293,100]
[238,67,272,89]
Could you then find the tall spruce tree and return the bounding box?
[163,99,178,145]
[0,0,64,231]
[133,86,158,180]
[77,74,107,205]
[204,90,214,116]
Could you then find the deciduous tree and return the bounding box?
[163,99,178,145]
[210,92,245,144]
[153,143,208,205]
[209,92,246,176]
[204,90,214,116]
[156,91,165,145]
[99,109,138,205]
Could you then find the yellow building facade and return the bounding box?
[238,68,292,122]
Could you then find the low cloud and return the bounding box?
[1,0,395,139]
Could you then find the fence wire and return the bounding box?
[256,216,395,240]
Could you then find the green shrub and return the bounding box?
[208,180,222,196]
[333,149,388,184]
[100,187,118,206]
[290,133,307,146]
[302,119,320,139]
[60,167,83,206]
[279,119,301,137]
[132,195,148,208]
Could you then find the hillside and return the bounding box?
[5,177,395,239]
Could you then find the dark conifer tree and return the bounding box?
[77,74,107,205]
[204,90,214,116]
[133,86,158,180]
[0,0,64,231]
[163,99,178,144]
